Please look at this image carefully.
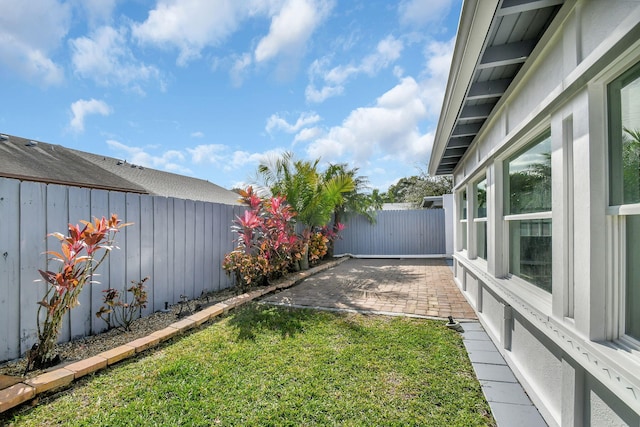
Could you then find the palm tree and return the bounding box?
[256,152,355,268]
[256,152,355,229]
[321,163,383,256]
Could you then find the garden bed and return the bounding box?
[0,257,342,383]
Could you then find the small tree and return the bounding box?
[30,214,129,370]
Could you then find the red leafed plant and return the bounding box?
[29,214,129,371]
[96,277,149,332]
[223,187,298,292]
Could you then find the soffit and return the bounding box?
[431,0,564,175]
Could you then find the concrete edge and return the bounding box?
[0,256,348,414]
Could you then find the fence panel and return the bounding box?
[335,209,446,256]
[153,196,169,312]
[0,177,244,362]
[90,189,110,335]
[20,182,47,353]
[0,178,21,361]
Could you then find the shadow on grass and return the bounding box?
[227,303,313,341]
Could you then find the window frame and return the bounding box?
[606,58,640,346]
[473,176,488,261]
[502,130,553,294]
[458,188,468,253]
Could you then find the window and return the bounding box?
[459,189,467,251]
[504,131,552,292]
[608,62,640,341]
[474,178,487,260]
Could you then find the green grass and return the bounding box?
[4,304,494,426]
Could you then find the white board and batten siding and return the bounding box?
[0,177,240,362]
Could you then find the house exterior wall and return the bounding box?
[0,177,240,363]
[450,1,640,425]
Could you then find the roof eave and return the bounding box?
[429,0,500,176]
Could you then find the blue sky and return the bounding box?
[0,0,461,191]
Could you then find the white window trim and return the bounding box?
[501,130,553,295]
[598,45,640,345]
[472,175,488,262]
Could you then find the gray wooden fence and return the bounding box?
[334,209,446,256]
[0,177,243,362]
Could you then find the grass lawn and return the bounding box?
[4,304,495,426]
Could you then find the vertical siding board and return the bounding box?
[194,201,205,297]
[45,184,70,344]
[211,203,223,291]
[153,196,169,312]
[19,181,47,354]
[89,189,110,335]
[221,205,237,289]
[68,186,91,340]
[173,199,186,301]
[203,202,214,292]
[139,195,154,317]
[184,200,196,299]
[108,192,127,316]
[125,193,142,310]
[0,179,21,361]
[166,198,175,303]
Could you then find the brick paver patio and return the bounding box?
[262,258,477,320]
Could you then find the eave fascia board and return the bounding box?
[428,0,500,176]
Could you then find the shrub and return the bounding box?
[222,251,268,293]
[308,231,329,264]
[30,214,129,370]
[96,277,149,331]
[223,187,298,290]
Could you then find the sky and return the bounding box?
[0,0,462,192]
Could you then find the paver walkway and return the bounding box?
[262,258,477,320]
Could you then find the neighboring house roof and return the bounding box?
[381,203,418,211]
[0,134,147,193]
[78,151,242,205]
[429,0,565,175]
[421,196,444,209]
[0,133,242,205]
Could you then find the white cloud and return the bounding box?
[306,35,404,103]
[266,112,321,134]
[398,0,453,27]
[76,0,118,26]
[254,0,333,63]
[187,144,228,164]
[190,131,205,138]
[419,37,455,117]
[106,139,190,173]
[304,37,454,167]
[132,0,280,66]
[0,0,70,85]
[70,26,161,91]
[230,52,252,87]
[306,77,429,163]
[231,148,285,170]
[69,99,112,133]
[294,126,322,143]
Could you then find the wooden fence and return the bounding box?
[0,177,242,362]
[0,177,452,362]
[334,209,447,256]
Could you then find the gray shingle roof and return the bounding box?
[0,133,242,205]
[78,150,242,205]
